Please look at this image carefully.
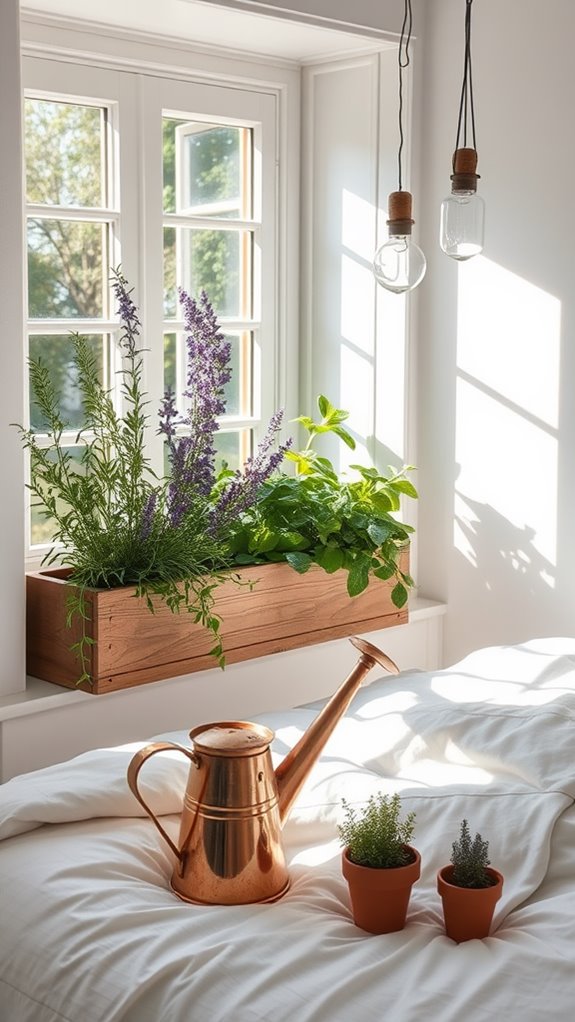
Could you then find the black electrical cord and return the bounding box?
[397,0,413,192]
[454,0,477,166]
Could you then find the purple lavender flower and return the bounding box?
[210,410,292,530]
[158,388,180,441]
[164,289,232,524]
[111,269,141,358]
[140,490,158,540]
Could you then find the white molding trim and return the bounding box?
[20,9,303,71]
[186,1,397,40]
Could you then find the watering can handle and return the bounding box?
[127,741,200,862]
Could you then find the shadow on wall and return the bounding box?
[450,488,558,662]
[441,252,575,664]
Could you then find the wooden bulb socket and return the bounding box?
[387,190,415,236]
[451,148,480,193]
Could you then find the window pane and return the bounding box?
[163,117,188,214]
[164,119,250,217]
[164,332,177,394]
[182,125,246,216]
[28,219,106,318]
[30,446,87,546]
[222,332,251,417]
[29,335,105,433]
[25,99,104,208]
[163,226,177,318]
[214,430,251,473]
[164,226,251,319]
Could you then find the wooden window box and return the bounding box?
[26,555,408,695]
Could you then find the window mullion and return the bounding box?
[26,204,119,223]
[163,212,260,232]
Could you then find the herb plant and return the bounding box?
[450,819,495,888]
[222,396,416,608]
[17,271,288,682]
[338,793,416,869]
[17,270,417,685]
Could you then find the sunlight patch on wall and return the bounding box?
[341,188,374,262]
[340,189,407,467]
[375,286,407,463]
[457,257,561,427]
[340,252,374,355]
[455,257,560,584]
[337,189,376,472]
[340,341,371,470]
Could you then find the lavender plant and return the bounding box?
[17,270,288,682]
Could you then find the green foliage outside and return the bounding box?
[163,118,242,317]
[450,819,495,888]
[338,793,416,869]
[222,395,416,608]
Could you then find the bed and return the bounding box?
[1,636,575,1021]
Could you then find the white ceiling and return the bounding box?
[22,0,392,63]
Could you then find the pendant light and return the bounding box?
[440,0,485,260]
[373,0,426,294]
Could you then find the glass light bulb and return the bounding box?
[440,190,485,260]
[373,235,427,293]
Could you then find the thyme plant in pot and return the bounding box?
[437,819,504,942]
[19,270,417,692]
[338,792,420,934]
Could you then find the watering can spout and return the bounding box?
[275,636,400,824]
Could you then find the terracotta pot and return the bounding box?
[341,845,421,934]
[437,865,504,942]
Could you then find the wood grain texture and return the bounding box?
[26,553,409,694]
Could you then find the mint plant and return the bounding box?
[223,395,416,607]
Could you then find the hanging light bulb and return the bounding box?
[373,0,426,294]
[440,0,484,260]
[374,190,426,293]
[440,148,484,259]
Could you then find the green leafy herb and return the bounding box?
[224,395,417,606]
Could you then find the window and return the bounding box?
[162,117,255,471]
[23,58,278,555]
[25,92,118,546]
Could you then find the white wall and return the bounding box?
[416,0,575,663]
[301,50,411,472]
[0,0,26,696]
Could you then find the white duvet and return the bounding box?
[1,637,575,1022]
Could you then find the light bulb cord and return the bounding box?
[397,0,413,192]
[454,0,477,164]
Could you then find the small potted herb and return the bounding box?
[338,792,420,934]
[437,819,504,942]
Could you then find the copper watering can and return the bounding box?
[127,636,399,905]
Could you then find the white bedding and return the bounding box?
[1,637,575,1021]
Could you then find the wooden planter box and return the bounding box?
[26,553,409,695]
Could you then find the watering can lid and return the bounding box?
[189,720,274,756]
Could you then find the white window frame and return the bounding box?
[22,52,283,564]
